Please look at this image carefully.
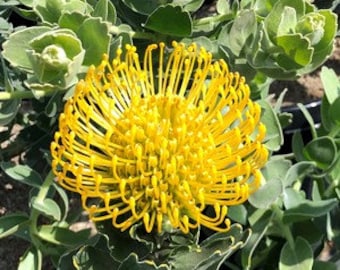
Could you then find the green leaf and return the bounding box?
[0,162,43,188]
[330,155,340,183]
[311,180,322,201]
[279,237,313,270]
[121,0,170,15]
[97,220,150,263]
[26,28,85,87]
[328,96,340,126]
[241,209,273,269]
[248,178,283,209]
[298,10,337,75]
[292,131,305,162]
[282,198,338,224]
[33,0,92,24]
[283,161,316,187]
[119,253,170,269]
[2,26,51,71]
[32,197,61,221]
[179,0,205,12]
[320,96,332,132]
[93,0,117,24]
[226,9,257,57]
[276,34,313,67]
[303,136,337,170]
[298,102,317,135]
[227,205,247,225]
[292,220,323,245]
[216,0,231,14]
[312,260,337,270]
[145,5,192,37]
[37,224,91,246]
[52,183,69,222]
[58,233,119,269]
[0,213,29,239]
[17,0,34,7]
[77,17,111,66]
[312,10,337,52]
[264,0,305,39]
[320,67,340,105]
[283,188,305,209]
[0,57,21,125]
[33,0,64,23]
[45,91,60,117]
[171,224,250,270]
[262,158,292,182]
[258,99,283,151]
[58,12,87,33]
[277,6,297,36]
[0,98,20,126]
[18,246,43,270]
[72,234,120,269]
[182,36,214,51]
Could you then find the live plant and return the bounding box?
[0,0,339,269]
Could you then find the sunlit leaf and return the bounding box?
[320,67,340,104]
[18,246,42,270]
[258,100,283,151]
[228,9,256,57]
[31,197,61,221]
[37,225,91,246]
[0,162,43,188]
[77,17,111,66]
[2,26,51,71]
[249,178,283,209]
[328,97,340,125]
[93,0,117,24]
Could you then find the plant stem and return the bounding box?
[193,14,233,27]
[109,25,159,41]
[29,171,55,251]
[271,204,295,249]
[36,170,55,203]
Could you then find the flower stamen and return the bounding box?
[51,42,268,234]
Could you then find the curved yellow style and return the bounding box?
[51,42,268,234]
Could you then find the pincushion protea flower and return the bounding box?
[51,42,268,234]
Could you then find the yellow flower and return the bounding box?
[51,42,268,234]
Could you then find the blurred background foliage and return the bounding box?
[0,0,339,269]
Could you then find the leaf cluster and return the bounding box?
[0,0,339,269]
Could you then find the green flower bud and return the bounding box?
[296,13,325,45]
[40,44,71,69]
[26,29,85,88]
[249,0,337,79]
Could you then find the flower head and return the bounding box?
[51,42,268,234]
